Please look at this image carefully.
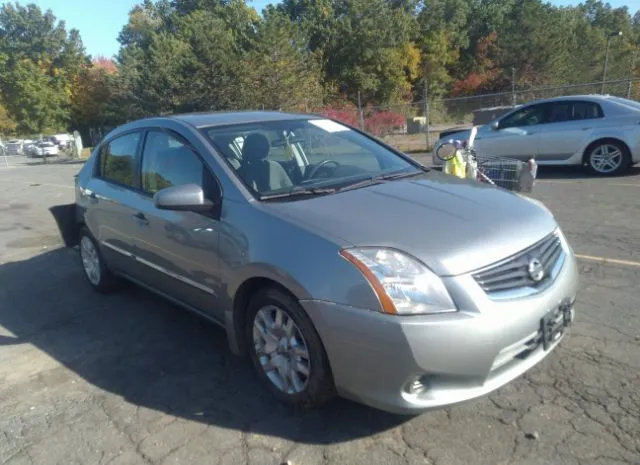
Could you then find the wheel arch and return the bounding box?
[582,137,631,165]
[225,271,313,358]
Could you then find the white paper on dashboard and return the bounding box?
[309,119,351,133]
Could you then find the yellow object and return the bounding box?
[443,151,467,178]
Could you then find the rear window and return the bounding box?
[572,101,604,119]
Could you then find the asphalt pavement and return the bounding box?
[0,155,639,465]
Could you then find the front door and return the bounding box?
[476,103,547,160]
[128,129,225,322]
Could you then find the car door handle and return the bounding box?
[132,212,149,225]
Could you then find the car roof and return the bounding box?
[524,94,619,105]
[168,111,321,129]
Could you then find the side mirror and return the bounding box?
[153,184,214,212]
[435,141,458,161]
[491,121,500,130]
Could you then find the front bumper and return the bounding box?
[301,250,579,415]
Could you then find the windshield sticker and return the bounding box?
[309,119,351,133]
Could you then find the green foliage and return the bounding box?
[2,0,640,135]
[237,10,324,111]
[0,101,16,134]
[0,2,87,134]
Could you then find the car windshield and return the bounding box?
[201,118,424,199]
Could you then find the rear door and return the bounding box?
[82,131,143,272]
[536,100,605,162]
[127,129,224,321]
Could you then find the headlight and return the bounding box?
[340,247,456,315]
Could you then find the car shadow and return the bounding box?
[0,212,409,445]
[535,165,640,180]
[25,157,86,166]
[430,164,640,181]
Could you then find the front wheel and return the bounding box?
[246,287,336,409]
[585,141,630,176]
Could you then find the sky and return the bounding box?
[23,0,640,59]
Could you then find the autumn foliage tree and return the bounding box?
[70,57,121,135]
[2,0,640,138]
[451,32,503,96]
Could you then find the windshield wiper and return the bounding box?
[259,187,337,201]
[337,169,425,193]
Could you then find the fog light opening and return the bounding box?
[405,375,432,396]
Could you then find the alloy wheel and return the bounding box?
[80,236,101,285]
[589,144,624,174]
[252,305,311,394]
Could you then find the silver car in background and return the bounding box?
[28,140,59,158]
[73,112,579,414]
[434,95,640,176]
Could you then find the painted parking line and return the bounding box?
[575,254,640,268]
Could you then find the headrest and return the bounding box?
[242,133,270,162]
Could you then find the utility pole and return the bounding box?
[602,31,623,94]
[424,76,430,150]
[511,67,517,107]
[627,48,638,99]
[357,91,365,130]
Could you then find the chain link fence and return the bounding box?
[326,78,640,153]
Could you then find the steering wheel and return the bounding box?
[306,160,341,180]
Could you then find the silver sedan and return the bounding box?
[434,95,640,176]
[72,112,579,414]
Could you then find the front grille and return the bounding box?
[473,231,565,297]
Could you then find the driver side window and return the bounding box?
[500,104,546,129]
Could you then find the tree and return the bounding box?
[0,2,88,134]
[280,0,418,105]
[238,11,323,111]
[0,101,16,135]
[71,57,123,137]
[3,59,70,134]
[417,0,471,97]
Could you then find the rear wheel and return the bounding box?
[585,140,630,176]
[246,287,336,409]
[79,226,120,293]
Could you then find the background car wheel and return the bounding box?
[78,226,120,293]
[246,287,336,409]
[585,140,630,176]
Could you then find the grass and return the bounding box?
[381,133,440,153]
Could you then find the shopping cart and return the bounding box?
[435,127,537,193]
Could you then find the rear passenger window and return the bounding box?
[99,132,141,187]
[573,102,603,120]
[140,130,217,196]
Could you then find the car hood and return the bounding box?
[267,171,558,276]
[439,125,492,143]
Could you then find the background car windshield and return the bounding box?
[201,119,419,197]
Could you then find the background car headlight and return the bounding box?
[340,247,457,315]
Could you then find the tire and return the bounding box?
[245,287,336,409]
[78,226,120,293]
[585,140,630,176]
